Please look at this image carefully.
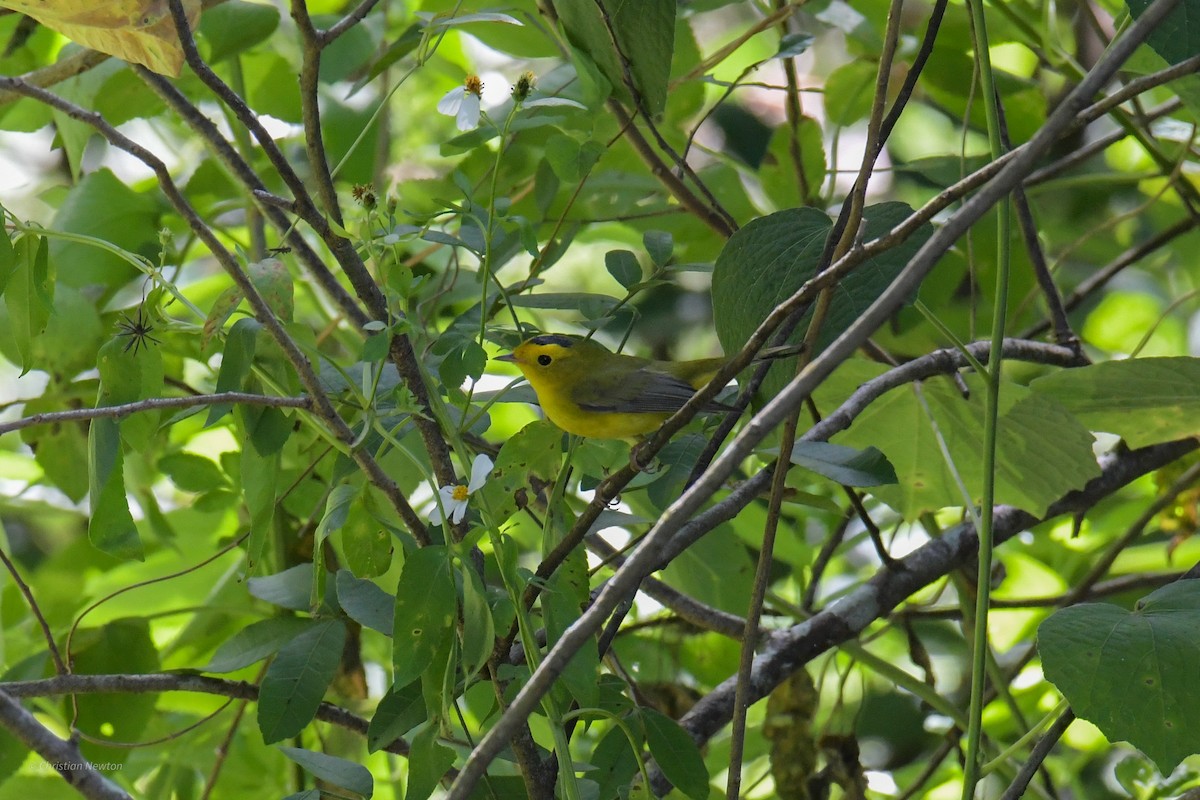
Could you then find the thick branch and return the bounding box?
[0,689,131,800]
[656,439,1195,793]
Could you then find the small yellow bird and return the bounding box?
[494,333,740,439]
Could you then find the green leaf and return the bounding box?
[556,0,676,114]
[203,617,314,673]
[591,725,640,800]
[50,168,160,294]
[1126,0,1200,66]
[1030,357,1200,447]
[25,284,104,379]
[646,434,707,510]
[71,619,160,765]
[87,415,142,560]
[661,523,754,616]
[358,23,423,89]
[0,726,25,787]
[96,329,164,452]
[317,483,360,545]
[459,563,495,683]
[0,220,15,295]
[762,118,825,207]
[1039,580,1200,772]
[713,203,933,401]
[94,68,166,126]
[644,230,674,267]
[21,394,89,501]
[257,619,347,743]
[835,375,1100,519]
[438,339,489,391]
[336,570,394,636]
[776,32,815,58]
[4,234,53,375]
[244,51,302,121]
[392,546,457,688]
[278,747,373,799]
[367,681,427,753]
[782,441,897,487]
[477,419,563,525]
[605,249,642,290]
[642,708,710,800]
[823,59,876,125]
[197,0,281,63]
[248,564,313,611]
[206,318,260,425]
[545,134,605,182]
[240,419,279,570]
[342,492,395,579]
[242,403,291,456]
[406,725,456,800]
[248,257,295,322]
[158,452,228,493]
[510,292,620,312]
[542,548,598,709]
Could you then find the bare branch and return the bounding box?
[320,0,383,44]
[1,673,411,757]
[658,439,1195,794]
[998,710,1075,800]
[0,689,131,800]
[0,393,313,437]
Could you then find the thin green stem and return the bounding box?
[914,300,990,378]
[962,0,1010,794]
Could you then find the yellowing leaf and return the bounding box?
[0,0,203,76]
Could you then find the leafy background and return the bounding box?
[0,0,1199,799]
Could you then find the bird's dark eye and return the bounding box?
[537,354,552,366]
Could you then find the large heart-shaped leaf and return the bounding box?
[1039,580,1200,772]
[1031,357,1200,447]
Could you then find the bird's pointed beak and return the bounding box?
[494,352,518,363]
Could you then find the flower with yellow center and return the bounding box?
[437,75,484,131]
[429,454,492,525]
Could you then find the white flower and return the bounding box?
[430,454,493,524]
[438,75,484,131]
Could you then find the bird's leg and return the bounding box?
[628,439,661,474]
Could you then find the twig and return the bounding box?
[996,710,1075,800]
[996,99,1078,348]
[896,570,1186,616]
[320,0,382,44]
[589,0,739,233]
[653,439,1196,794]
[1065,458,1200,604]
[1020,215,1199,339]
[291,0,343,222]
[200,663,267,800]
[0,548,67,674]
[1,673,413,757]
[0,688,131,800]
[135,70,370,327]
[0,49,109,106]
[0,393,312,437]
